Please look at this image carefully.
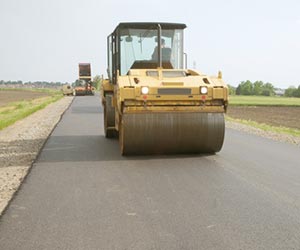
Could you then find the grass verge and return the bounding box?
[229,95,300,106]
[226,116,300,137]
[0,94,63,130]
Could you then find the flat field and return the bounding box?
[227,106,300,130]
[227,95,300,134]
[0,89,53,107]
[0,88,62,130]
[229,95,300,106]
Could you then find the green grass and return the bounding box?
[229,95,300,106]
[0,92,63,130]
[226,116,300,137]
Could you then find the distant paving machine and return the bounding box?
[101,22,228,155]
[73,63,94,96]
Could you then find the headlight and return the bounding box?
[200,86,208,94]
[141,86,149,95]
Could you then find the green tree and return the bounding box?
[227,84,236,95]
[236,80,253,95]
[284,86,296,97]
[93,75,102,90]
[295,85,300,97]
[253,81,263,95]
[261,82,275,96]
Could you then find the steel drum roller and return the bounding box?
[119,112,225,155]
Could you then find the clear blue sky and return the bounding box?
[1,0,299,88]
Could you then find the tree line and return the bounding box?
[0,80,68,88]
[284,86,300,97]
[1,77,102,90]
[229,80,300,97]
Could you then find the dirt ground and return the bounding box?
[227,106,300,130]
[0,90,50,107]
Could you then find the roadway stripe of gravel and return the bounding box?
[226,120,300,146]
[0,97,73,215]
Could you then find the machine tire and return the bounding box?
[119,117,125,155]
[104,94,116,138]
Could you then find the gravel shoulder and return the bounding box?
[226,120,300,146]
[0,96,73,215]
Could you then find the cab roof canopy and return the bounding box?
[113,22,187,33]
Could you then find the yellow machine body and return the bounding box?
[61,84,73,96]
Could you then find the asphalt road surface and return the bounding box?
[1,95,300,250]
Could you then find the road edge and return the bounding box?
[0,97,74,217]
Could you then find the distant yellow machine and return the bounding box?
[61,84,73,96]
[101,22,228,155]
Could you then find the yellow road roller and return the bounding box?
[61,84,73,96]
[101,22,228,155]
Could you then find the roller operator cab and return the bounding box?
[101,22,228,155]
